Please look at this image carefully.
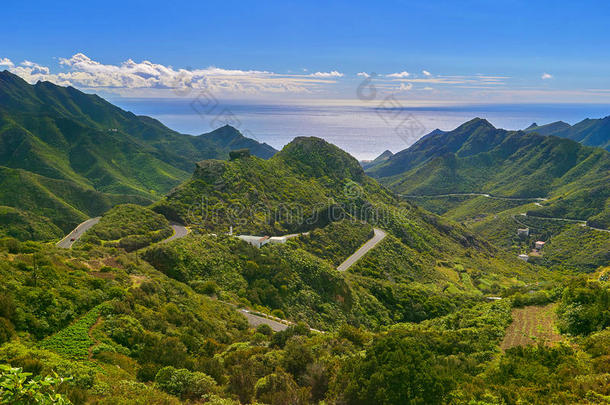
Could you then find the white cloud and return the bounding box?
[5,53,345,96]
[398,83,413,91]
[357,72,370,78]
[387,71,410,78]
[0,58,14,68]
[422,70,432,76]
[541,72,553,80]
[310,71,344,78]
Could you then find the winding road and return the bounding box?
[57,219,189,249]
[56,217,102,248]
[337,228,387,271]
[400,192,609,233]
[160,223,189,243]
[513,213,609,233]
[399,192,547,202]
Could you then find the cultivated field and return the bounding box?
[500,303,564,350]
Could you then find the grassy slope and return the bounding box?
[526,116,610,151]
[0,71,276,240]
[367,119,609,273]
[0,205,63,241]
[79,204,173,251]
[147,137,545,330]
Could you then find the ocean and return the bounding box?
[111,98,610,160]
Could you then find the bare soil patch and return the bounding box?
[500,303,564,350]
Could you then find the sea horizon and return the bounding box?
[110,98,610,160]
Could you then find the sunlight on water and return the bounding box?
[112,99,610,160]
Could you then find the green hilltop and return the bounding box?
[0,70,276,238]
[153,135,542,305]
[0,88,608,403]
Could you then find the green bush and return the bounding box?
[0,364,71,404]
[155,366,217,400]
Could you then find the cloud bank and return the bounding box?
[0,53,343,96]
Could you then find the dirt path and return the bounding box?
[500,304,563,350]
[87,316,102,361]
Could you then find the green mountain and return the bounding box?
[360,149,393,170]
[366,118,610,270]
[525,121,571,136]
[525,116,610,151]
[2,127,607,405]
[0,70,276,238]
[369,118,610,227]
[153,136,540,302]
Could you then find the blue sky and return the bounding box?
[3,0,610,105]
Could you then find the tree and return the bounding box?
[339,333,454,405]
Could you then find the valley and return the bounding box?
[0,76,608,404]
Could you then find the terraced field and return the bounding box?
[500,303,564,350]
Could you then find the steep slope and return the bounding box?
[153,137,541,307]
[0,70,276,238]
[368,119,506,178]
[369,119,610,228]
[0,166,150,234]
[361,149,393,170]
[525,116,610,151]
[525,121,571,136]
[154,136,393,234]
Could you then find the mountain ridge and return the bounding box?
[0,70,276,238]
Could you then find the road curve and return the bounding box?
[160,223,189,243]
[514,213,609,233]
[56,217,102,249]
[337,228,387,271]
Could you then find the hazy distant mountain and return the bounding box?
[525,121,571,136]
[0,70,276,238]
[360,149,393,170]
[525,117,610,151]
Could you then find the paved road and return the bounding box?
[400,192,547,202]
[56,217,101,248]
[337,228,387,271]
[512,213,609,233]
[238,309,290,332]
[160,224,189,243]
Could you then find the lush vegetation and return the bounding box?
[369,118,610,229]
[0,100,607,403]
[525,116,610,151]
[0,71,275,238]
[0,364,70,404]
[0,205,63,241]
[288,220,373,266]
[79,204,173,251]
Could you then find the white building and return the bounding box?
[517,254,529,262]
[237,234,296,248]
[237,235,270,248]
[268,236,287,244]
[534,241,545,250]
